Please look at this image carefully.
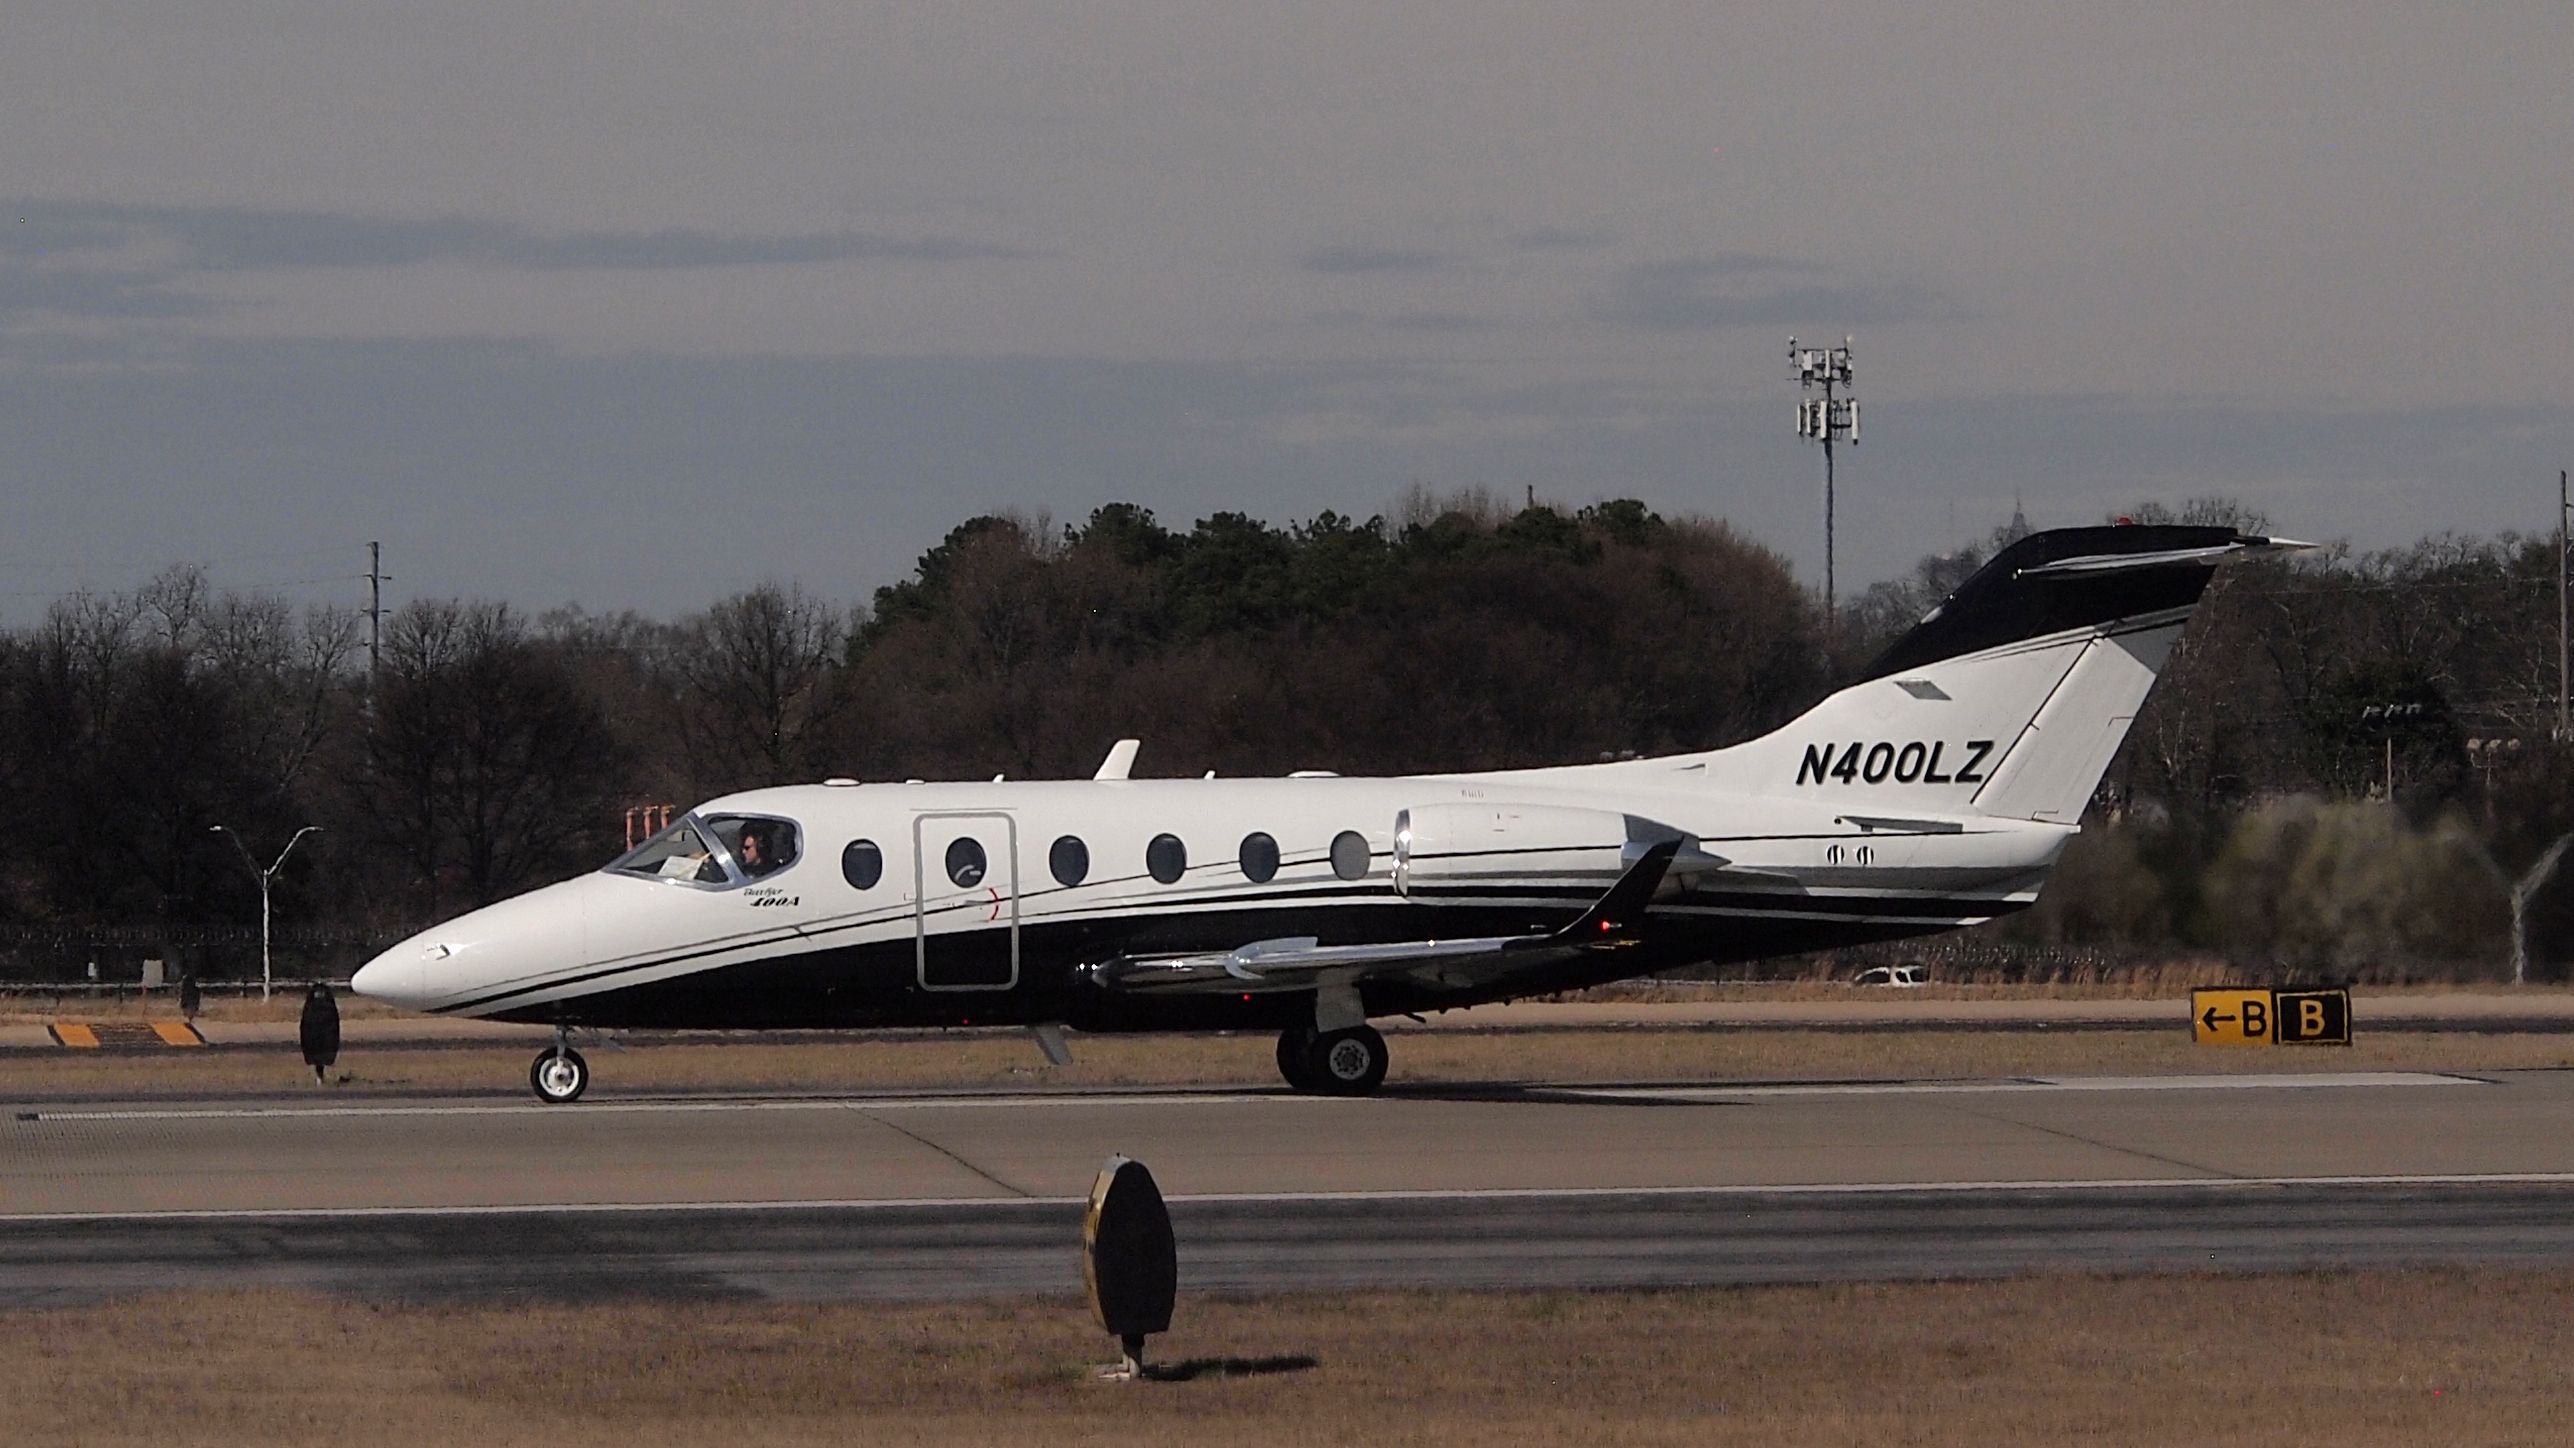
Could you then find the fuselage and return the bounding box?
[350,759,2068,1033]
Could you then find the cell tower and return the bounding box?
[1791,336,1858,641]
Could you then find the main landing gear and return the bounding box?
[530,1029,590,1104]
[1275,1024,1389,1096]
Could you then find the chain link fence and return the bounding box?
[0,924,419,989]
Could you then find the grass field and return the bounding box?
[6,1023,2574,1100]
[4,1270,2566,1446]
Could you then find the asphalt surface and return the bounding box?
[10,1065,2574,1306]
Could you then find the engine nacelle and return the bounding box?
[1392,802,1639,897]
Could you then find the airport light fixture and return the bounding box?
[210,824,322,1000]
[1791,336,1859,643]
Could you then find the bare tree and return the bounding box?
[361,601,625,912]
[671,583,850,792]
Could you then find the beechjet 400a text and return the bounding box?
[353,524,2304,1102]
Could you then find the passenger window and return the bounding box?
[1051,835,1089,888]
[946,837,988,888]
[1238,832,1279,884]
[1330,830,1370,881]
[842,840,883,891]
[1146,833,1187,885]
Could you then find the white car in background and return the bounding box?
[1852,965,1929,988]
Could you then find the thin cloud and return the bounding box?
[0,201,1028,274]
[1300,245,1448,274]
[1506,226,1617,251]
[1382,310,1496,332]
[1592,257,1946,330]
[0,262,219,323]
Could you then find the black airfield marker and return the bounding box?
[298,982,340,1084]
[1083,1155,1177,1380]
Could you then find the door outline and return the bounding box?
[912,810,1019,991]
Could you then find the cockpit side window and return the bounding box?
[606,813,802,888]
[705,815,802,880]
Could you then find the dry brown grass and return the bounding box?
[4,1026,2573,1101]
[3,1270,2567,1446]
[1593,971,2574,1003]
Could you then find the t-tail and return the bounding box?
[1710,525,2308,824]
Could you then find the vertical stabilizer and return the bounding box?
[1708,526,2299,823]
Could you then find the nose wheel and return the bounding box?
[1275,1024,1388,1096]
[530,1041,590,1104]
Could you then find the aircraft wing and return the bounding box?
[1087,840,1679,996]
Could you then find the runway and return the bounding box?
[9,1068,2574,1305]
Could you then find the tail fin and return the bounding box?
[1713,525,2303,824]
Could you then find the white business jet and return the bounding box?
[353,524,2301,1102]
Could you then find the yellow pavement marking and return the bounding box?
[44,1021,206,1049]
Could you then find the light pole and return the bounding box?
[1791,336,1859,646]
[210,824,321,1000]
[2556,469,2567,741]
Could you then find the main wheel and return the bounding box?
[530,1046,590,1104]
[1307,1025,1389,1097]
[1275,1028,1320,1092]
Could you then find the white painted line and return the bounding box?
[10,1172,2574,1226]
[15,1091,1344,1122]
[13,1072,2485,1121]
[1563,1071,2485,1101]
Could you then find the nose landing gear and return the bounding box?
[530,1031,590,1104]
[1275,1023,1388,1096]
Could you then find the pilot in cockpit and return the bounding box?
[738,822,780,878]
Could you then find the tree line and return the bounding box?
[2,490,2566,982]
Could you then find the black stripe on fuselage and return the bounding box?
[435,885,2026,1021]
[470,901,2022,1033]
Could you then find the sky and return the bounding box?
[5,2,2570,624]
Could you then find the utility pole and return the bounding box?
[364,541,392,709]
[1791,336,1858,645]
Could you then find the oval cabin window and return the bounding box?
[1330,830,1370,881]
[945,837,988,888]
[1238,832,1280,884]
[1050,835,1089,888]
[1146,833,1188,885]
[842,839,883,891]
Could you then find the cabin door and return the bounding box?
[912,811,1020,991]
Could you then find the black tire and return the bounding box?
[530,1046,590,1104]
[1275,1028,1319,1092]
[1308,1025,1388,1097]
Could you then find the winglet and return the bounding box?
[1093,739,1141,781]
[1550,839,1678,944]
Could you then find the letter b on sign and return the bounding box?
[2241,998,2267,1040]
[2274,988,2352,1046]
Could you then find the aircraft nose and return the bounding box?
[353,876,597,1015]
[350,942,429,1009]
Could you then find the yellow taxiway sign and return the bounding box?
[2191,987,2351,1047]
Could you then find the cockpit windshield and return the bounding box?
[607,813,803,888]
